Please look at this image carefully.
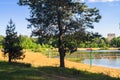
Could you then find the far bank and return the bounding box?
[77,48,120,50]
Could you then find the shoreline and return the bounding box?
[65,60,120,78]
[0,51,120,78]
[77,48,119,50]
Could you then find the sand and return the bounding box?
[0,51,120,78]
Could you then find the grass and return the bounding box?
[0,61,120,80]
[31,48,59,58]
[66,57,83,62]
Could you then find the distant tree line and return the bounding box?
[110,37,120,47]
[1,31,120,50]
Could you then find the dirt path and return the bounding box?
[0,51,120,78]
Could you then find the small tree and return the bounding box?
[2,19,24,63]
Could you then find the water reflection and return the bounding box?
[66,50,120,69]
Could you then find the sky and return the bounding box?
[0,0,120,37]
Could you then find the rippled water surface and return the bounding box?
[66,50,120,69]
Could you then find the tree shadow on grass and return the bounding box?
[0,61,45,80]
[38,66,120,80]
[0,61,119,80]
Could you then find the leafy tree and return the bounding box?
[2,19,24,63]
[81,32,109,48]
[0,35,4,49]
[110,37,120,47]
[18,0,101,67]
[92,33,109,48]
[19,35,37,49]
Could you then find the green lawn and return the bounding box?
[0,61,119,80]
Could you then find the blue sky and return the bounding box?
[85,0,120,37]
[0,0,30,36]
[0,0,120,37]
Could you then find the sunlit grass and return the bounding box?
[1,50,120,79]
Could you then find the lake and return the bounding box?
[66,50,120,69]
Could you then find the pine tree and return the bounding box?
[2,19,24,63]
[18,0,101,67]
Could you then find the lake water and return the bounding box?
[66,50,120,69]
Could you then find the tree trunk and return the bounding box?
[8,53,12,63]
[58,31,65,67]
[57,0,65,67]
[59,48,65,67]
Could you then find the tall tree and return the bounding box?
[18,0,101,67]
[2,19,24,63]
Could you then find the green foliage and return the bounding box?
[66,57,83,62]
[10,35,54,56]
[19,35,38,49]
[2,19,24,62]
[110,37,120,47]
[18,35,54,56]
[78,32,109,48]
[0,35,4,49]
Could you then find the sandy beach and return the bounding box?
[0,51,120,78]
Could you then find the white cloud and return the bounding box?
[73,0,120,3]
[73,0,85,2]
[81,0,85,2]
[88,0,120,2]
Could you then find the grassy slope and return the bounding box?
[0,61,119,80]
[0,50,120,80]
